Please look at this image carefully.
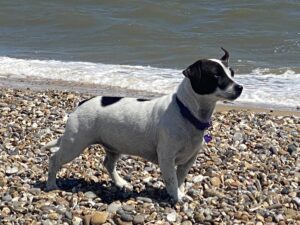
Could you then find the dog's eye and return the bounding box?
[229,68,234,77]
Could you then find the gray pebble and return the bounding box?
[293,197,300,207]
[136,196,152,203]
[108,201,122,214]
[2,193,12,202]
[121,213,133,222]
[133,214,145,224]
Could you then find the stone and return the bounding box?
[5,166,18,175]
[83,215,92,225]
[107,201,122,214]
[233,132,243,142]
[2,193,12,201]
[133,215,145,225]
[85,191,97,199]
[181,220,193,225]
[239,144,247,151]
[166,211,177,222]
[287,143,298,155]
[0,176,7,187]
[281,187,290,195]
[72,216,83,225]
[90,211,109,225]
[121,213,133,222]
[293,197,300,207]
[269,145,278,155]
[192,175,205,183]
[211,176,221,187]
[136,197,152,203]
[115,218,133,225]
[122,204,135,212]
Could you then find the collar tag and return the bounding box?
[204,134,212,143]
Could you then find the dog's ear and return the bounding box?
[182,61,201,79]
[220,47,229,67]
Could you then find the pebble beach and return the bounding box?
[0,87,299,225]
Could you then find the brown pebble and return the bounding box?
[91,212,109,225]
[211,176,221,187]
[83,214,92,225]
[115,217,133,225]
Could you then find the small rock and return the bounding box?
[122,204,135,212]
[275,214,284,222]
[115,218,133,225]
[281,187,290,195]
[84,191,97,199]
[90,211,109,225]
[5,166,18,175]
[32,123,38,129]
[287,143,298,155]
[192,175,205,183]
[42,219,54,225]
[293,197,300,207]
[211,177,221,187]
[121,213,133,222]
[107,201,122,214]
[83,215,92,225]
[181,220,193,225]
[72,216,83,225]
[233,132,243,142]
[0,176,7,187]
[166,211,177,222]
[269,145,278,155]
[133,215,145,225]
[136,197,152,203]
[239,144,247,151]
[2,193,12,201]
[194,212,205,223]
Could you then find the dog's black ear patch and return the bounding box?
[137,98,150,102]
[78,96,96,106]
[101,96,123,106]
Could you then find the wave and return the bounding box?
[0,57,299,109]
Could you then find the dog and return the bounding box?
[43,48,243,202]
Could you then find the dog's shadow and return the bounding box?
[34,178,172,205]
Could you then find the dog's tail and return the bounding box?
[42,137,62,151]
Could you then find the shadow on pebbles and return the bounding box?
[0,88,299,224]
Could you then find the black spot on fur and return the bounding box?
[183,59,233,94]
[101,96,123,106]
[78,96,96,106]
[137,98,150,102]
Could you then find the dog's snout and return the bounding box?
[234,84,243,93]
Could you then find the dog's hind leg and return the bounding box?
[103,151,133,190]
[46,136,91,191]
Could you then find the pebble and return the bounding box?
[90,211,109,225]
[1,88,300,225]
[293,197,300,207]
[136,197,152,203]
[166,211,177,222]
[181,221,193,225]
[121,213,133,222]
[72,216,83,225]
[5,166,19,175]
[133,215,145,224]
[107,201,122,214]
[287,143,298,155]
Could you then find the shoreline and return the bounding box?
[1,76,300,117]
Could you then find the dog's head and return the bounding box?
[183,48,243,101]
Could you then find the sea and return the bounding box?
[0,0,299,110]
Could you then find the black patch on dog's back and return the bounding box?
[137,98,150,102]
[78,96,96,106]
[101,96,123,106]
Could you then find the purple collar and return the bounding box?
[175,96,212,131]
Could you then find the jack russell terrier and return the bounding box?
[43,48,243,202]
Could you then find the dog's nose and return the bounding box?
[234,84,243,93]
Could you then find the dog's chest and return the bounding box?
[176,133,204,165]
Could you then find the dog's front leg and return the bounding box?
[157,131,183,202]
[176,153,198,192]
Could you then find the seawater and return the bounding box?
[0,1,299,109]
[0,57,299,110]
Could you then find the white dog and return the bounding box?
[43,48,243,202]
